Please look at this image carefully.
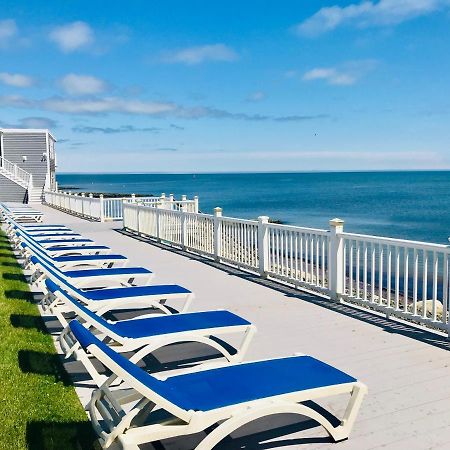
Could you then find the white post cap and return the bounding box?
[329,218,345,227]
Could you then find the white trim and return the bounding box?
[0,128,57,141]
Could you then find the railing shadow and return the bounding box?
[118,229,450,352]
[26,421,99,450]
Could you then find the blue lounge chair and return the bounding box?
[18,235,127,270]
[32,254,193,315]
[47,279,255,385]
[70,320,367,450]
[15,228,112,257]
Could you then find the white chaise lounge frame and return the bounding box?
[86,343,367,450]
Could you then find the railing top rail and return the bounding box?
[220,216,258,225]
[183,211,213,219]
[341,231,449,250]
[0,155,32,185]
[267,222,329,235]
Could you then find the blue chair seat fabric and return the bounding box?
[52,254,127,263]
[83,284,191,301]
[70,321,356,412]
[31,233,80,237]
[38,239,94,244]
[64,267,151,278]
[49,245,110,252]
[111,310,249,338]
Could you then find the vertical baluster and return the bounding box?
[432,251,438,321]
[294,233,299,280]
[343,240,347,294]
[443,252,449,327]
[275,228,280,274]
[300,234,304,281]
[422,251,428,318]
[387,246,392,308]
[305,234,309,282]
[356,241,360,298]
[404,247,409,312]
[349,241,353,296]
[371,243,376,303]
[363,242,368,301]
[378,244,383,305]
[321,236,325,288]
[310,234,314,283]
[285,230,290,277]
[315,235,319,286]
[289,231,293,278]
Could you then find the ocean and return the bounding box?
[57,171,450,245]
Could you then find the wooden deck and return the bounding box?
[35,204,450,449]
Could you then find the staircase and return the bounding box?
[0,156,36,203]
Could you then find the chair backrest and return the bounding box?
[69,320,193,420]
[46,279,115,334]
[30,252,83,297]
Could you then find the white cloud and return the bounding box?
[49,21,94,52]
[303,68,357,85]
[19,117,57,128]
[162,44,238,65]
[0,19,17,48]
[246,91,266,102]
[0,94,328,122]
[0,72,34,88]
[295,0,448,36]
[59,74,106,95]
[303,60,378,85]
[42,97,177,115]
[0,116,57,129]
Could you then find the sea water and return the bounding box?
[57,171,450,244]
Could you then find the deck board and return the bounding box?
[29,204,450,449]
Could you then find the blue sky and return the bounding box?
[1,0,450,172]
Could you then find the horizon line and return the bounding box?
[57,169,450,175]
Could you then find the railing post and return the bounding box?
[329,218,345,301]
[169,193,174,210]
[99,194,105,222]
[81,193,85,217]
[131,193,136,203]
[194,195,199,213]
[88,193,93,219]
[156,203,161,242]
[160,192,166,210]
[213,207,223,261]
[181,207,187,250]
[181,195,187,212]
[257,216,270,277]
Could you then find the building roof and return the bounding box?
[0,128,57,141]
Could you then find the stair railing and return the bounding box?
[0,155,33,188]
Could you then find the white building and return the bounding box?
[0,129,57,203]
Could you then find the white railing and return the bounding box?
[43,191,198,221]
[340,231,449,332]
[0,155,33,188]
[123,204,450,336]
[44,191,102,220]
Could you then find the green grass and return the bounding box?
[0,230,97,450]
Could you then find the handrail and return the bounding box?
[122,204,450,336]
[0,155,33,188]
